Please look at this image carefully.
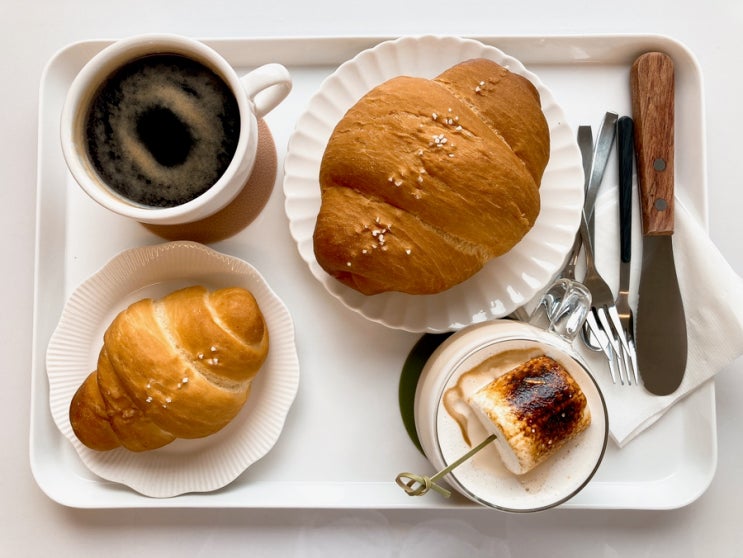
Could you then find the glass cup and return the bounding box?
[412,278,608,512]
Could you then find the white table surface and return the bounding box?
[3,0,742,555]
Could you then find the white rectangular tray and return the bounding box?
[30,34,715,509]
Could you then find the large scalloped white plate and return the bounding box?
[45,241,299,497]
[283,35,584,332]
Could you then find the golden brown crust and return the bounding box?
[69,371,122,451]
[69,286,269,452]
[433,61,550,185]
[314,58,550,295]
[468,355,590,474]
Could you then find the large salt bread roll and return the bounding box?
[314,58,550,295]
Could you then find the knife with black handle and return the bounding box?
[616,115,639,385]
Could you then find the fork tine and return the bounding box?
[597,307,628,385]
[615,318,638,385]
[627,337,640,385]
[585,311,618,383]
[608,346,622,385]
[606,305,636,384]
[619,343,634,385]
[622,309,640,385]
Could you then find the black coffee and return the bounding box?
[84,54,240,208]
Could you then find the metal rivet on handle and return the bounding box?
[654,198,668,211]
[653,158,667,171]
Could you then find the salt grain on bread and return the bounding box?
[314,57,550,295]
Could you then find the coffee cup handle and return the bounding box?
[240,63,292,119]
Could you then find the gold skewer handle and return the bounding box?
[395,434,497,498]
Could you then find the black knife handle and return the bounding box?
[617,116,634,263]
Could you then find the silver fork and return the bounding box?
[563,116,633,384]
[579,211,627,384]
[577,114,616,354]
[576,114,636,385]
[562,127,619,380]
[577,114,631,384]
[616,116,640,384]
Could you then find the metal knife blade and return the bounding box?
[631,52,687,395]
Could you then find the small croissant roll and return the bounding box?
[69,286,269,452]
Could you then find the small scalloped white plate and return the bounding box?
[283,35,584,333]
[45,241,299,497]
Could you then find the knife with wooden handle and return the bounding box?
[631,52,687,395]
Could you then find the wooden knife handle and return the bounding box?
[630,52,675,235]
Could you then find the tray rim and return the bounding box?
[30,33,716,510]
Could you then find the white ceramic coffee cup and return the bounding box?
[61,33,292,225]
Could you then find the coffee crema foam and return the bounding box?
[435,339,604,511]
[85,54,240,208]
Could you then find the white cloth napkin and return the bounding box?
[578,194,743,447]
